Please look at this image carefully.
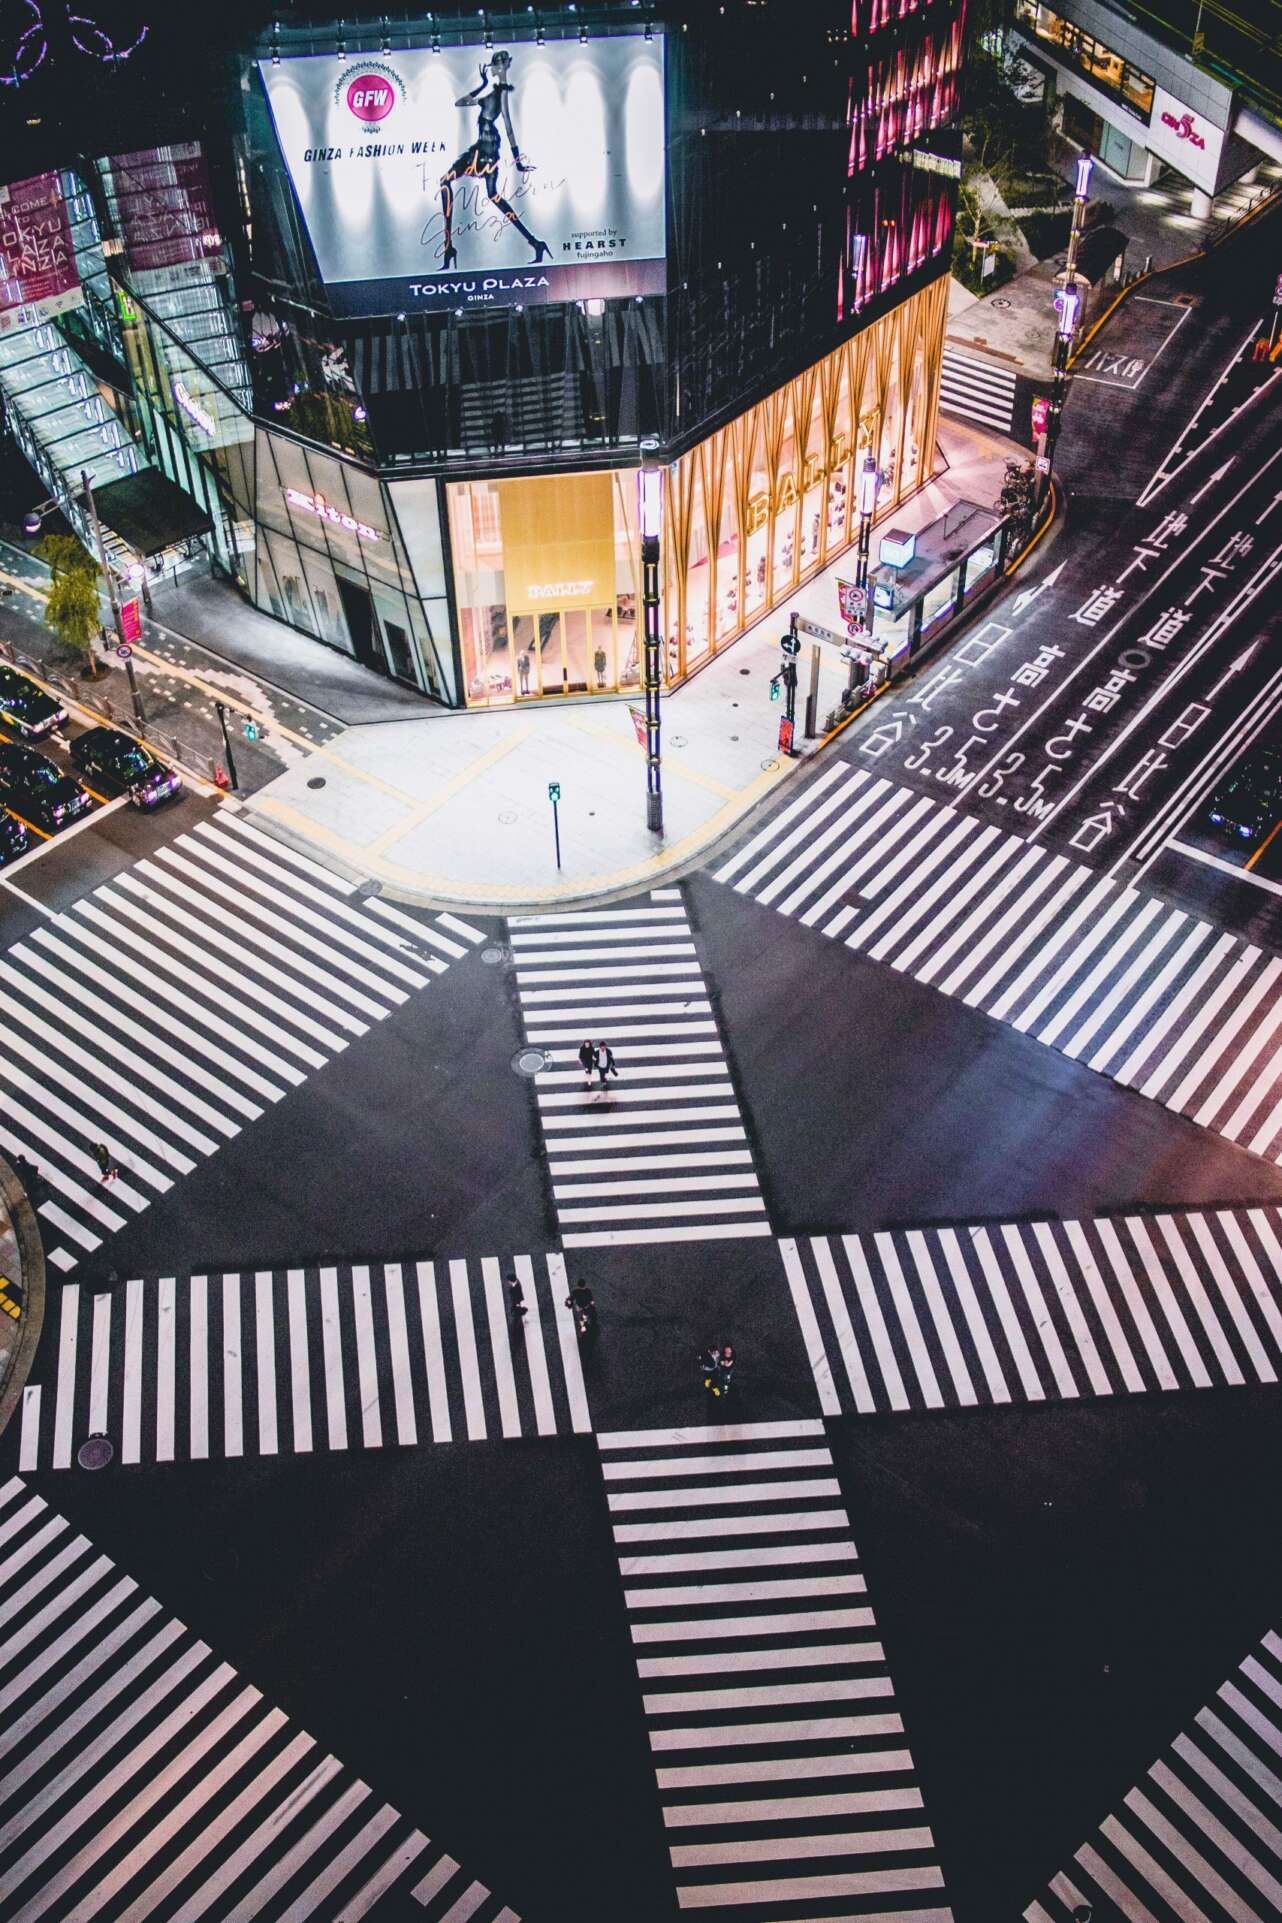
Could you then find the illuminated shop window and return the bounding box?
[1015,1,1154,119]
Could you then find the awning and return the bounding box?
[91,468,213,558]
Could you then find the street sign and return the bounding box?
[836,579,866,624]
[780,635,801,657]
[547,781,561,802]
[1034,455,1051,474]
[778,715,795,755]
[119,597,141,643]
[115,643,132,660]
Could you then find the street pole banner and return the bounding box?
[628,704,649,750]
[258,34,666,315]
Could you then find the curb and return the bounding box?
[0,1155,46,1448]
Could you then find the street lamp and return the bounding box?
[638,438,664,835]
[849,453,881,690]
[1038,151,1093,511]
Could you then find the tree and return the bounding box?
[37,533,102,668]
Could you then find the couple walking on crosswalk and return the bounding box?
[577,1038,619,1092]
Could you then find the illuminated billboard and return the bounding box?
[258,36,666,316]
[0,173,82,334]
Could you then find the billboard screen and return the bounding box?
[0,173,82,334]
[107,144,218,274]
[258,35,666,316]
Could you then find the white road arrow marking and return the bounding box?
[1189,458,1234,507]
[1011,560,1065,616]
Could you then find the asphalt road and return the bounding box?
[5,207,1282,1923]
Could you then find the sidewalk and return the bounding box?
[0,1157,45,1447]
[243,419,1011,909]
[946,157,1282,378]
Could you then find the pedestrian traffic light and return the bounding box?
[770,675,781,702]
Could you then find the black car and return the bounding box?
[0,806,31,864]
[0,663,67,740]
[0,740,93,830]
[70,726,182,810]
[1207,748,1282,845]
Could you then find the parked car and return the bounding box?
[0,740,93,830]
[1206,748,1282,845]
[70,727,182,809]
[0,806,32,864]
[0,663,66,741]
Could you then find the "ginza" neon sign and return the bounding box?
[285,486,381,542]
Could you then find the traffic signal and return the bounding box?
[783,662,798,693]
[770,675,781,702]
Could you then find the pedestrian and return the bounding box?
[518,652,531,695]
[507,1274,527,1320]
[93,1142,118,1184]
[595,1041,618,1089]
[578,1038,596,1086]
[565,1278,597,1337]
[699,1343,735,1399]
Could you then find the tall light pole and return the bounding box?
[848,453,881,692]
[1039,151,1092,512]
[638,438,664,836]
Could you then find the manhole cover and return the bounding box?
[482,944,508,965]
[513,1047,548,1076]
[307,776,326,790]
[991,297,1012,309]
[760,757,779,771]
[671,735,687,748]
[739,668,751,676]
[498,810,517,824]
[356,879,381,899]
[77,1434,114,1471]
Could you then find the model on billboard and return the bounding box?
[438,50,550,268]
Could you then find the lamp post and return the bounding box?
[1039,151,1093,512]
[848,453,881,692]
[638,438,664,836]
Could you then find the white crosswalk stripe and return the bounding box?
[16,1253,592,1468]
[596,1423,953,1920]
[0,817,485,1274]
[509,891,771,1248]
[781,1205,1282,1415]
[1028,1624,1282,1923]
[0,1475,519,1923]
[716,769,1282,1167]
[940,344,1018,433]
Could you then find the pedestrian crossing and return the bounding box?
[597,1419,953,1920]
[508,888,772,1248]
[782,1205,1282,1417]
[716,764,1282,1168]
[0,1474,520,1923]
[0,813,485,1274]
[940,344,1018,434]
[1028,1622,1282,1923]
[14,1253,591,1471]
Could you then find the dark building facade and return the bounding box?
[0,0,966,708]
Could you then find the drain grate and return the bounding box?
[482,945,509,965]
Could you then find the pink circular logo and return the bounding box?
[346,74,395,122]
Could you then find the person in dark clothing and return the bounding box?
[595,1042,618,1088]
[565,1279,597,1334]
[507,1274,527,1320]
[699,1343,736,1399]
[578,1039,596,1086]
[93,1142,119,1184]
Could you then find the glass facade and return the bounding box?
[447,276,947,706]
[1016,2,1156,120]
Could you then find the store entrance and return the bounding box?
[336,577,386,677]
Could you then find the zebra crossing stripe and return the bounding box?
[597,1423,953,1920]
[0,817,469,1274]
[17,1255,593,1469]
[0,1480,519,1921]
[1028,1626,1282,1923]
[782,1206,1282,1415]
[716,771,1282,1168]
[509,890,771,1248]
